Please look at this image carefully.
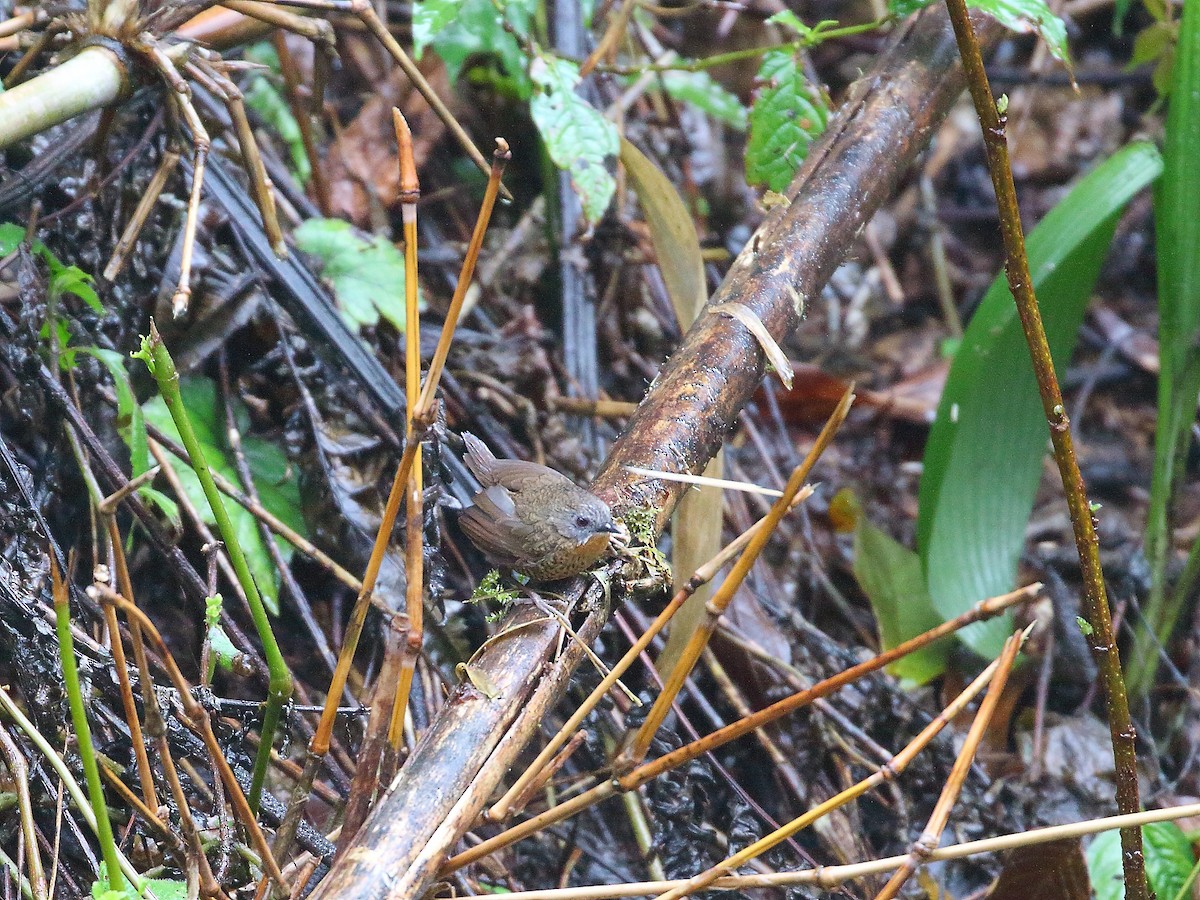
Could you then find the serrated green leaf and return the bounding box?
[745,49,828,193]
[917,142,1162,660]
[293,218,417,333]
[430,0,533,98]
[1144,821,1195,899]
[842,490,950,685]
[660,71,747,130]
[143,377,306,615]
[530,55,619,226]
[414,0,463,57]
[1087,823,1194,900]
[244,75,311,185]
[888,0,1070,65]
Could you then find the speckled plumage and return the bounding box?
[458,433,619,580]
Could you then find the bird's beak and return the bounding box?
[599,523,622,534]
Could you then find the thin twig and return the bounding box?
[93,590,288,889]
[940,3,1146,895]
[487,799,1200,900]
[655,629,1026,900]
[444,584,1038,873]
[0,723,46,900]
[623,389,852,766]
[872,627,1028,900]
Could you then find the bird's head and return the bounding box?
[550,494,620,546]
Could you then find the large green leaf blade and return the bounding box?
[143,378,305,615]
[848,503,951,684]
[918,142,1162,659]
[1130,0,1200,696]
[413,0,462,57]
[619,137,706,328]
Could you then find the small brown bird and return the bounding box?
[458,433,621,580]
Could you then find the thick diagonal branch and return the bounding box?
[311,8,1000,898]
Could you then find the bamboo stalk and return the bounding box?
[390,108,424,748]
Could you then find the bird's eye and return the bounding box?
[574,515,591,528]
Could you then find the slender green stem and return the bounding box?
[598,19,887,75]
[0,689,141,889]
[138,322,293,812]
[50,561,122,896]
[940,3,1147,898]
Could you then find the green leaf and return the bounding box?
[620,137,706,327]
[413,0,463,57]
[144,879,188,900]
[1130,21,1176,71]
[142,377,306,615]
[1144,821,1195,899]
[841,490,950,685]
[660,71,747,131]
[92,864,187,900]
[745,49,828,193]
[1130,0,1200,696]
[530,54,619,226]
[1087,830,1125,900]
[244,75,311,185]
[41,318,76,371]
[917,142,1162,659]
[205,593,224,630]
[0,222,29,255]
[0,223,102,312]
[50,265,103,313]
[1088,823,1195,900]
[430,0,534,98]
[887,0,1070,65]
[293,218,417,333]
[208,623,241,675]
[887,0,928,15]
[766,9,812,38]
[79,348,177,523]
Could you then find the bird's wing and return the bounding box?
[461,432,499,484]
[458,485,537,564]
[490,462,574,495]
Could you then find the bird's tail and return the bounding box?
[461,432,498,483]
